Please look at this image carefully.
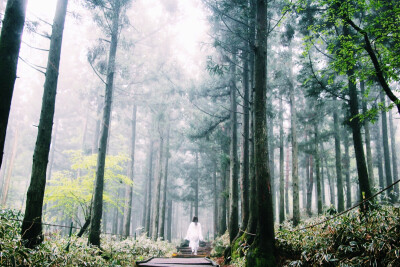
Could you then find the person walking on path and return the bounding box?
[185,216,204,255]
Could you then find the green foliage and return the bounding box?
[44,150,132,225]
[211,231,230,257]
[0,209,175,266]
[276,206,400,266]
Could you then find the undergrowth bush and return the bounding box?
[276,205,400,266]
[0,209,175,266]
[211,231,230,257]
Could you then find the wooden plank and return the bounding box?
[149,258,211,264]
[136,257,219,267]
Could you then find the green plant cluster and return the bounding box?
[211,231,230,257]
[0,209,175,266]
[276,206,400,266]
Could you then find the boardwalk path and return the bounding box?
[136,242,219,267]
[135,257,218,267]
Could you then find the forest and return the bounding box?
[0,0,399,266]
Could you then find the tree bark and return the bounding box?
[288,43,300,226]
[152,130,164,240]
[285,146,290,215]
[88,1,121,246]
[380,93,394,202]
[145,140,154,237]
[347,64,372,208]
[159,123,170,240]
[1,127,18,206]
[240,47,250,231]
[194,151,199,217]
[360,82,375,189]
[306,154,313,217]
[21,0,68,248]
[228,51,239,243]
[314,122,322,214]
[0,0,28,169]
[279,97,285,224]
[333,101,344,212]
[122,104,137,237]
[389,108,399,196]
[343,128,352,208]
[213,159,218,238]
[245,0,257,242]
[167,199,172,242]
[218,143,228,236]
[322,144,335,206]
[246,0,275,265]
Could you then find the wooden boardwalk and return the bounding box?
[135,257,219,267]
[136,242,218,267]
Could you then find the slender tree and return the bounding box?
[279,97,285,224]
[380,93,394,202]
[288,43,300,226]
[360,82,375,189]
[228,51,239,243]
[333,100,344,212]
[0,0,28,169]
[21,0,68,248]
[88,1,121,246]
[122,104,137,237]
[159,123,170,240]
[145,139,154,236]
[240,46,250,231]
[151,121,164,240]
[389,108,399,195]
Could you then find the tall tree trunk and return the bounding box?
[1,127,18,206]
[380,93,394,202]
[360,82,375,189]
[21,0,68,248]
[320,152,326,206]
[333,102,344,211]
[321,143,335,206]
[314,122,322,214]
[389,108,399,195]
[88,1,120,246]
[145,140,154,237]
[213,160,218,238]
[285,146,290,215]
[167,199,172,242]
[228,51,239,243]
[246,0,275,265]
[152,131,164,240]
[374,117,385,201]
[288,43,300,227]
[194,151,199,217]
[0,0,28,169]
[343,129,352,208]
[122,104,137,237]
[141,165,148,228]
[279,98,285,224]
[345,38,372,207]
[306,154,313,217]
[240,47,250,231]
[112,204,118,235]
[245,0,257,242]
[159,124,170,240]
[218,146,228,236]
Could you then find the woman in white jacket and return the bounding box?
[185,216,203,255]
